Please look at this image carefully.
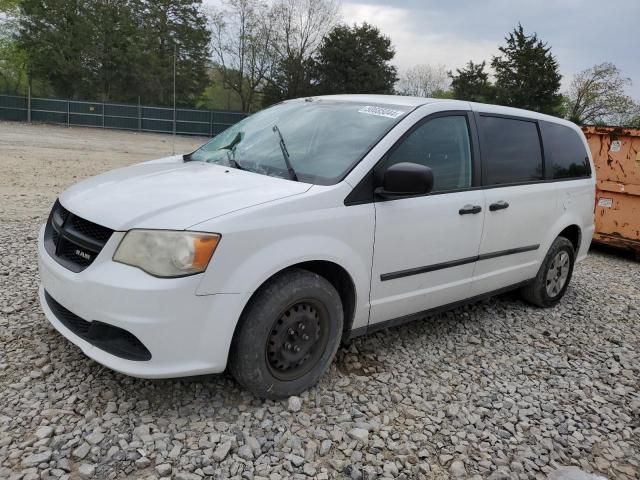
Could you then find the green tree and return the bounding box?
[197,65,262,111]
[431,89,454,99]
[136,0,211,106]
[262,54,317,106]
[449,61,495,103]
[19,0,93,98]
[262,0,338,106]
[625,108,640,128]
[314,23,397,95]
[0,0,30,93]
[491,24,562,114]
[0,34,29,94]
[82,0,141,101]
[17,0,210,104]
[564,62,635,125]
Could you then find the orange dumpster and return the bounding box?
[582,126,640,257]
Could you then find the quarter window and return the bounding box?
[480,116,543,185]
[384,116,472,192]
[541,121,591,179]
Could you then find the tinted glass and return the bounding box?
[541,121,591,179]
[384,116,472,192]
[480,116,543,185]
[190,100,411,185]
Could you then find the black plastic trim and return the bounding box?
[346,279,533,339]
[477,244,539,261]
[44,200,113,273]
[380,244,539,281]
[346,170,592,204]
[459,205,482,215]
[381,255,478,281]
[44,290,152,361]
[61,225,105,252]
[489,201,509,211]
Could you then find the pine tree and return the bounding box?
[449,61,495,103]
[491,24,562,114]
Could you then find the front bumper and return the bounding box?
[37,225,247,378]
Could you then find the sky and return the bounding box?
[339,0,640,98]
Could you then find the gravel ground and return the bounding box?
[0,122,639,480]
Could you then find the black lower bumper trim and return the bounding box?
[381,244,540,281]
[44,291,152,361]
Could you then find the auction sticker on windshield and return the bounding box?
[358,106,405,119]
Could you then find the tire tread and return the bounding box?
[229,268,343,399]
[521,236,575,307]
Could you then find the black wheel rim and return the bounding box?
[265,299,330,381]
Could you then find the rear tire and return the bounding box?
[229,268,343,399]
[521,236,575,307]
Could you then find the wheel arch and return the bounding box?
[232,260,358,343]
[544,210,585,259]
[557,224,582,253]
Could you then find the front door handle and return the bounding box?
[459,204,482,215]
[489,200,510,211]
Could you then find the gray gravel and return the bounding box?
[1,124,639,479]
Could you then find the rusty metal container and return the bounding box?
[582,126,640,256]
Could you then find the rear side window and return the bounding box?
[479,115,543,185]
[541,121,591,179]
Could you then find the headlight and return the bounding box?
[113,230,220,277]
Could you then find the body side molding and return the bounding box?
[380,244,539,281]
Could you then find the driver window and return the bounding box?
[385,115,472,192]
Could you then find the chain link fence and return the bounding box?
[0,93,247,136]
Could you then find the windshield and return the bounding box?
[189,99,412,185]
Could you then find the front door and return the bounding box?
[369,113,485,325]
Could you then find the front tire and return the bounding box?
[229,268,343,399]
[521,236,575,307]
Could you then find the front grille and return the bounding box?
[44,291,152,361]
[68,214,113,243]
[44,200,114,272]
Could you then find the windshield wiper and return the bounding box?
[272,125,298,181]
[220,132,242,150]
[219,132,247,171]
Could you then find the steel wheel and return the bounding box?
[266,300,330,381]
[545,250,570,297]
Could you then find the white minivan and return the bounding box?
[38,95,595,398]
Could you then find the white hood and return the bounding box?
[59,157,311,230]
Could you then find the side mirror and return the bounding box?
[375,162,434,199]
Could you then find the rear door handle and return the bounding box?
[489,200,509,211]
[459,204,482,215]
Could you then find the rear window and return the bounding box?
[479,115,543,185]
[541,121,591,179]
